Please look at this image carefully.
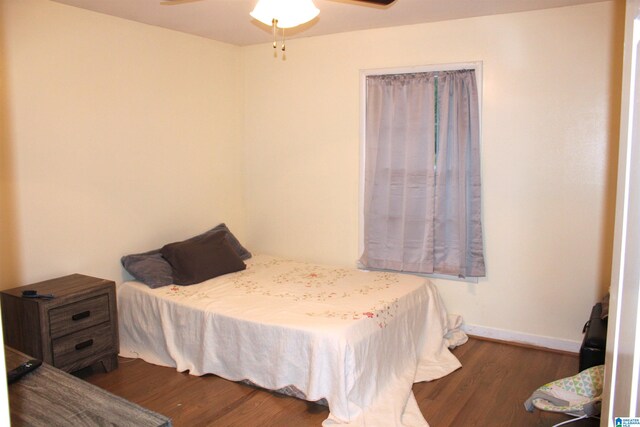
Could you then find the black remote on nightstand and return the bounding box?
[7,359,42,384]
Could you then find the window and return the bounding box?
[359,63,485,279]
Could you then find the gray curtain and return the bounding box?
[434,70,485,277]
[360,69,485,278]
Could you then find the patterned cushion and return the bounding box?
[524,365,604,416]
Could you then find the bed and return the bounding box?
[118,254,463,426]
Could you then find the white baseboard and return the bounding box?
[462,324,581,353]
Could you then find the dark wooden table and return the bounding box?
[5,346,171,426]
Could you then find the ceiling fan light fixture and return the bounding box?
[250,0,319,29]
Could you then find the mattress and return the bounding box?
[118,254,462,426]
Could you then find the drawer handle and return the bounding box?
[71,311,90,321]
[75,339,94,350]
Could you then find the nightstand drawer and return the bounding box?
[49,294,110,339]
[52,322,114,368]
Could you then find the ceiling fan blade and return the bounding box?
[160,0,204,5]
[354,0,396,4]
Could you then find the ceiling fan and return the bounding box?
[162,0,395,7]
[162,0,396,51]
[340,0,395,3]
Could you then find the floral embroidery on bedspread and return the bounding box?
[273,265,353,286]
[229,264,398,302]
[166,285,211,299]
[167,285,192,297]
[161,258,407,327]
[372,272,400,284]
[306,298,400,328]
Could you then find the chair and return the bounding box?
[524,364,604,427]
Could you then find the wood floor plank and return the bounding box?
[416,339,599,427]
[82,338,601,426]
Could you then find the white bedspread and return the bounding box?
[118,255,462,426]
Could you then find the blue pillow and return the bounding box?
[121,250,173,288]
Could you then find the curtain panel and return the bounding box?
[360,69,485,278]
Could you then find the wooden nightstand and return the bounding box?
[1,274,119,373]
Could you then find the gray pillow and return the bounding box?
[121,223,251,288]
[161,230,246,286]
[121,250,173,288]
[197,223,252,261]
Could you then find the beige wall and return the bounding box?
[0,0,246,288]
[242,2,623,344]
[0,1,19,291]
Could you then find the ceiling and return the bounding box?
[51,0,605,46]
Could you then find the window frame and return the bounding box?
[358,61,484,283]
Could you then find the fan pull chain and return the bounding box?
[270,19,286,54]
[281,27,285,51]
[272,19,277,49]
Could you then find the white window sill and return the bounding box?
[357,264,479,284]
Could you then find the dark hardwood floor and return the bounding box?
[81,338,599,426]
